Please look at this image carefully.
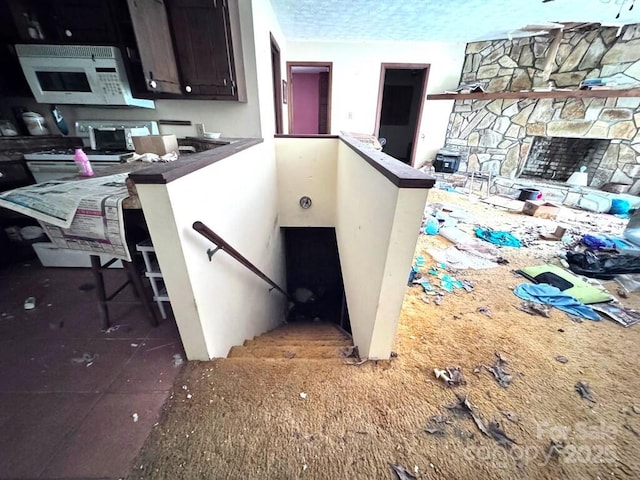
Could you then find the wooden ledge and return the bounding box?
[129,138,263,184]
[339,136,435,189]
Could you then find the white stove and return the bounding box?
[24,148,134,162]
[24,120,159,183]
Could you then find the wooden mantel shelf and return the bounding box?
[426,88,640,101]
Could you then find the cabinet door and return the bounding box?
[127,0,181,94]
[167,0,236,98]
[51,0,119,43]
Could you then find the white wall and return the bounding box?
[286,40,465,167]
[335,141,428,359]
[136,142,286,360]
[251,0,288,138]
[275,137,338,226]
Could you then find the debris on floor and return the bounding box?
[299,392,308,399]
[513,283,600,321]
[390,464,417,480]
[515,301,551,317]
[173,354,184,367]
[575,381,596,403]
[501,411,520,423]
[434,366,466,387]
[484,352,512,388]
[554,355,569,364]
[71,352,96,366]
[591,303,640,327]
[132,413,139,422]
[23,296,36,310]
[475,228,522,248]
[476,306,492,317]
[447,394,517,448]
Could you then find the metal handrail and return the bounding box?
[192,221,289,299]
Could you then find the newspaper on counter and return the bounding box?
[0,173,133,261]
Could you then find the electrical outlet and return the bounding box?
[196,123,206,137]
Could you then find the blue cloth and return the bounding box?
[475,228,522,248]
[513,283,600,321]
[581,234,616,250]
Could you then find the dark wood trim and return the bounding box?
[286,61,333,135]
[158,120,192,126]
[339,135,435,189]
[274,134,339,139]
[129,138,263,184]
[192,221,289,299]
[426,87,640,100]
[270,33,283,134]
[374,63,430,167]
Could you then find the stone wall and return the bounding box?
[443,24,640,192]
[462,24,640,91]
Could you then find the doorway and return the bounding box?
[270,33,283,134]
[287,62,332,135]
[375,64,429,166]
[283,227,350,333]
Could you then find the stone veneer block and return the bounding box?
[602,38,640,65]
[599,108,632,121]
[478,131,502,148]
[468,132,479,146]
[610,121,637,140]
[547,120,592,137]
[579,37,607,70]
[486,99,503,115]
[512,104,535,126]
[559,38,590,72]
[619,144,639,163]
[477,64,500,79]
[505,124,521,139]
[625,60,640,81]
[634,112,640,128]
[526,123,546,136]
[587,121,610,138]
[560,99,586,119]
[616,97,640,109]
[549,71,588,87]
[498,55,518,68]
[622,163,640,178]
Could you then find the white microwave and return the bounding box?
[15,44,155,109]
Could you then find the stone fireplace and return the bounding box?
[521,136,611,181]
[440,24,640,193]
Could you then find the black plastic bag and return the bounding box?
[566,250,640,279]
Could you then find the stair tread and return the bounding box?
[227,345,352,359]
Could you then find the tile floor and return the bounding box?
[0,260,184,480]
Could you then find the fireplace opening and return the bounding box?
[520,136,611,182]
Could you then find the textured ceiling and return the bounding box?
[270,0,640,43]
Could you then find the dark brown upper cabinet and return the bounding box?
[166,0,237,99]
[127,0,181,94]
[51,0,119,44]
[3,0,121,44]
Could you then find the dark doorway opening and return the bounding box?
[287,62,332,135]
[283,227,350,333]
[375,64,429,166]
[270,33,283,134]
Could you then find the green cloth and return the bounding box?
[519,264,612,305]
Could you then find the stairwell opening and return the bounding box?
[283,227,351,334]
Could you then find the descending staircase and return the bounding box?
[227,322,354,360]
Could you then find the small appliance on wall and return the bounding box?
[15,44,155,109]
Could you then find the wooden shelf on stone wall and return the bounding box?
[426,88,640,101]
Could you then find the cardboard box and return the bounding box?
[522,200,561,220]
[133,134,179,155]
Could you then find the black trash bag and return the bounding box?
[566,250,640,279]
